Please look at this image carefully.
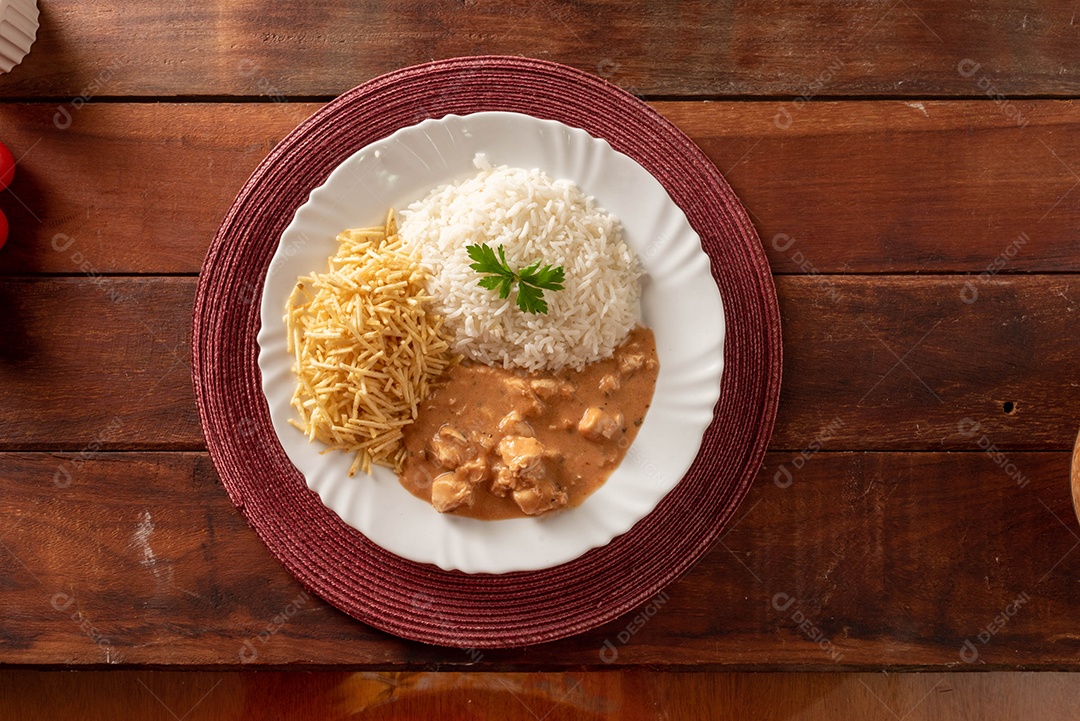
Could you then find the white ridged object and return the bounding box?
[0,0,38,73]
[258,112,726,574]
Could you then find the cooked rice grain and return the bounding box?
[398,159,641,372]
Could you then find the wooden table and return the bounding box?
[1,0,1079,681]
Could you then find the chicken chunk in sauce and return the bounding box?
[430,472,473,513]
[577,407,624,441]
[399,326,659,520]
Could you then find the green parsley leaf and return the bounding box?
[465,242,565,314]
[516,281,548,314]
[520,263,565,291]
[477,275,504,291]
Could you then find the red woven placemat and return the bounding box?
[192,56,781,648]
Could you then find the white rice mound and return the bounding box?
[398,157,641,372]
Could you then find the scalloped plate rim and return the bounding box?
[256,110,725,574]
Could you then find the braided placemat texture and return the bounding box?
[192,56,782,648]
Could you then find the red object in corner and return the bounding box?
[0,141,13,191]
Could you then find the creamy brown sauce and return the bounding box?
[399,327,660,520]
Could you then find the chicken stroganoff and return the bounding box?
[287,160,659,519]
[399,327,659,519]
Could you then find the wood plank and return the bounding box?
[0,2,1077,98]
[0,278,198,450]
[2,670,1080,720]
[0,451,1076,668]
[0,104,313,275]
[0,102,1077,276]
[772,274,1080,451]
[663,100,1080,274]
[2,275,1077,451]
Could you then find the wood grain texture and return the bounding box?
[772,274,1080,451]
[0,278,198,450]
[0,104,312,275]
[0,102,1078,275]
[0,450,1075,668]
[2,275,1077,451]
[663,100,1080,274]
[0,0,1072,695]
[3,670,1080,720]
[0,1,1078,98]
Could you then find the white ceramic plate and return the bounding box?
[257,111,724,574]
